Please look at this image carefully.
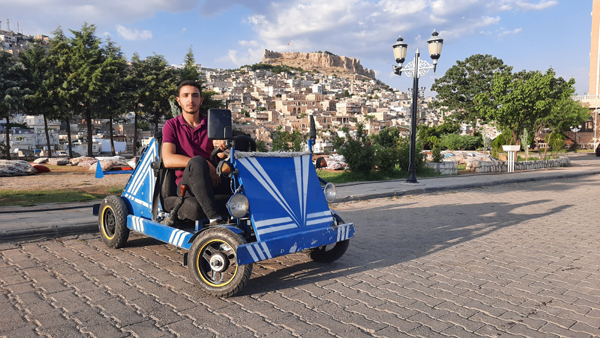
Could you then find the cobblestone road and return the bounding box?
[1,175,600,337]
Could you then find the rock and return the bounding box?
[89,160,114,172]
[0,160,36,177]
[47,158,70,166]
[262,49,376,79]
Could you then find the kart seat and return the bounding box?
[157,130,256,224]
[160,168,230,222]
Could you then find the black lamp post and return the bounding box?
[393,30,444,183]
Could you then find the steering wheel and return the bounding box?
[210,147,225,165]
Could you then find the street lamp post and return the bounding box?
[571,125,581,153]
[393,30,443,183]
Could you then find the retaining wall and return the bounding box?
[426,161,458,175]
[465,157,570,173]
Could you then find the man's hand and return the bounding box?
[208,161,221,187]
[213,140,227,151]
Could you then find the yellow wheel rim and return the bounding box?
[196,239,238,288]
[101,205,116,240]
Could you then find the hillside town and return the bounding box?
[0,39,492,158]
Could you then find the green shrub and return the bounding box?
[375,147,398,175]
[432,144,442,162]
[546,133,565,157]
[332,123,375,177]
[440,134,482,150]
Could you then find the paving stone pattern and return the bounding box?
[1,175,600,337]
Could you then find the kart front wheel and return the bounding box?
[308,214,349,263]
[188,227,252,298]
[98,195,129,248]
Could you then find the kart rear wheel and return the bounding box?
[308,214,349,263]
[188,227,252,298]
[98,195,129,249]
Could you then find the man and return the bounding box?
[162,80,228,226]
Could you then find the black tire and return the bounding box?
[98,195,130,249]
[188,227,252,298]
[308,214,350,263]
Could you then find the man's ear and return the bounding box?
[199,97,205,106]
[176,96,181,106]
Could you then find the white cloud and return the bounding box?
[216,47,265,66]
[498,28,522,36]
[487,0,558,12]
[239,40,259,47]
[210,0,555,69]
[179,28,187,34]
[1,0,195,36]
[116,24,153,40]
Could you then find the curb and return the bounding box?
[0,222,98,244]
[335,170,600,202]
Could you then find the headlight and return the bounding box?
[323,182,336,202]
[227,194,249,218]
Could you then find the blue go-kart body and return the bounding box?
[95,110,354,297]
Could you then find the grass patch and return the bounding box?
[317,167,438,184]
[0,186,124,207]
[457,164,466,171]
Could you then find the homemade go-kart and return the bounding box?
[94,109,355,297]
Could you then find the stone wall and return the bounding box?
[426,161,457,175]
[262,49,376,79]
[465,157,570,173]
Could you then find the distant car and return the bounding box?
[596,144,600,157]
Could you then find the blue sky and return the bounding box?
[1,0,593,96]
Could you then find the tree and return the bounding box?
[534,79,589,159]
[46,26,74,157]
[272,126,306,151]
[20,42,56,157]
[138,54,178,135]
[371,127,400,149]
[417,122,460,150]
[94,37,128,156]
[179,45,201,82]
[475,68,573,145]
[123,52,145,156]
[343,89,351,97]
[0,51,27,159]
[431,54,512,127]
[62,23,105,156]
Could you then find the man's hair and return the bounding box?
[178,80,202,96]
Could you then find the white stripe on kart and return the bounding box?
[128,145,155,194]
[260,242,272,259]
[256,223,297,236]
[247,245,259,262]
[254,217,293,228]
[306,217,333,226]
[253,244,266,261]
[307,210,331,219]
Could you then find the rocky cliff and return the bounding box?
[262,49,376,79]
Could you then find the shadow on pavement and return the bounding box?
[241,196,573,296]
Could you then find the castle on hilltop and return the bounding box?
[262,49,376,79]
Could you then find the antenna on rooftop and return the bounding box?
[16,22,19,34]
[6,19,9,32]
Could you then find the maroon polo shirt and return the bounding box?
[163,113,214,186]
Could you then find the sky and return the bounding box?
[0,0,593,96]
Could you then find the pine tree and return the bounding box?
[0,51,28,159]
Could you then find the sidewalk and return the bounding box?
[1,154,599,243]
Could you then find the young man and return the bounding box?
[162,80,228,226]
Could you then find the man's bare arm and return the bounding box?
[162,142,191,168]
[162,142,220,187]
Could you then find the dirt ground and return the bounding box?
[0,165,130,193]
